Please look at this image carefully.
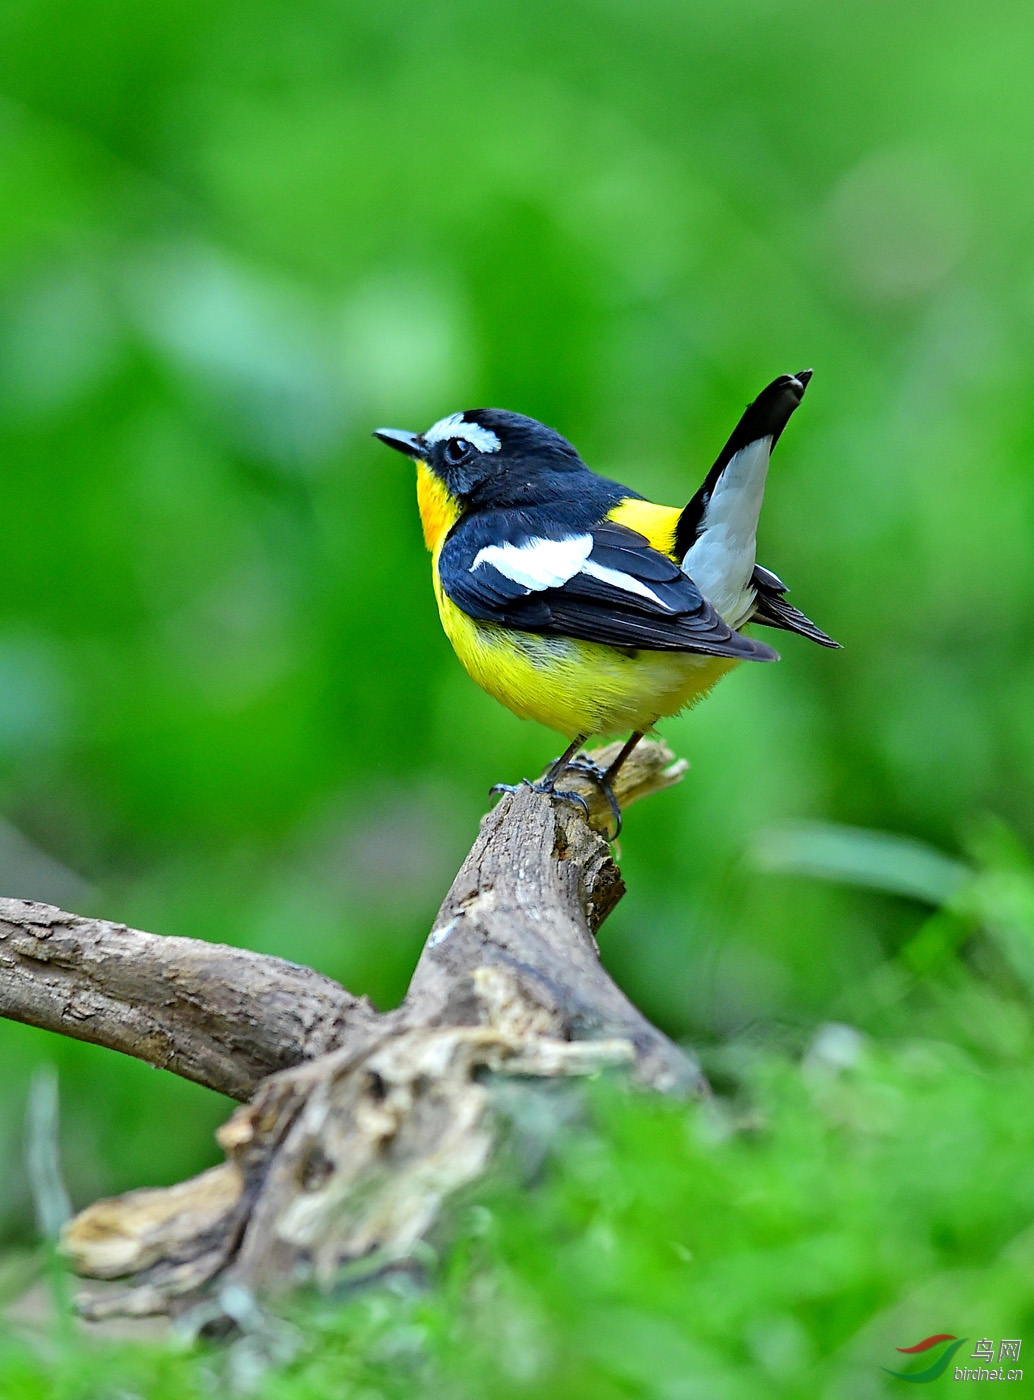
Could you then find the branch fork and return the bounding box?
[0,740,698,1317]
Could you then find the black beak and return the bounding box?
[374,427,426,459]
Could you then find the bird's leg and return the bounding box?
[602,730,645,785]
[563,731,645,839]
[490,735,592,817]
[538,735,591,793]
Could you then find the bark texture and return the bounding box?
[0,901,374,1101]
[0,740,700,1319]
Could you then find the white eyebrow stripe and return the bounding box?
[471,535,594,590]
[424,412,501,454]
[580,559,671,609]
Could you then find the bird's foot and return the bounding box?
[548,788,592,819]
[488,779,531,798]
[488,777,591,821]
[559,754,623,839]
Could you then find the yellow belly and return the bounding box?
[419,478,732,738]
[433,570,736,738]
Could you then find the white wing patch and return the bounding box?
[581,560,669,608]
[681,436,771,627]
[471,535,593,590]
[424,412,501,454]
[471,534,672,609]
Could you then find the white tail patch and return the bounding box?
[681,436,771,626]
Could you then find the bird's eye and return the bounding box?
[444,437,472,465]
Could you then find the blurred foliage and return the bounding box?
[3,0,1034,1387]
[4,1024,1034,1397]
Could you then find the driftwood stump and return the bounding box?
[0,741,701,1320]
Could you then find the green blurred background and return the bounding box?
[0,0,1033,1241]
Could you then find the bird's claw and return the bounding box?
[563,754,608,784]
[490,761,619,838]
[489,777,588,818]
[489,779,531,797]
[557,753,623,839]
[548,788,592,819]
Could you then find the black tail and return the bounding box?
[674,370,812,560]
[749,563,841,649]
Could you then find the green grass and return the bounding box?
[4,984,1033,1398]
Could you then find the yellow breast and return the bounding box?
[415,461,462,553]
[416,473,732,738]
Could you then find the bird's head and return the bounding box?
[374,409,585,508]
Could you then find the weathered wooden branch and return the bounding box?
[0,903,375,1101]
[1,740,700,1320]
[406,767,696,1095]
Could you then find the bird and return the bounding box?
[375,370,838,835]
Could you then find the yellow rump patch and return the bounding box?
[606,497,682,560]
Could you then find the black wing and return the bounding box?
[749,564,841,649]
[440,517,779,661]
